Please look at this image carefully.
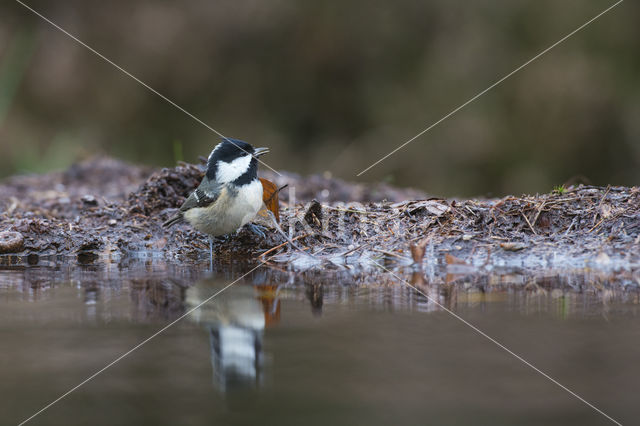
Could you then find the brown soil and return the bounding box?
[1,157,639,278]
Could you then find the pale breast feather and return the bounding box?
[181,179,263,236]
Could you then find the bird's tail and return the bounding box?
[162,212,183,228]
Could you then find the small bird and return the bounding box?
[163,138,269,263]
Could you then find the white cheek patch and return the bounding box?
[216,155,252,183]
[207,143,222,162]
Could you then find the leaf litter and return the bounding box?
[0,157,638,290]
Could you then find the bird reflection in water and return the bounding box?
[186,278,281,392]
[305,282,323,316]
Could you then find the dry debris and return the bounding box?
[0,157,638,276]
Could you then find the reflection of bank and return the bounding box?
[186,281,280,392]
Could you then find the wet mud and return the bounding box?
[0,157,638,278]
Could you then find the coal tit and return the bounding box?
[163,138,269,260]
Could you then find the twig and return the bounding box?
[588,219,604,234]
[259,234,309,258]
[531,201,545,228]
[521,211,537,235]
[598,185,611,208]
[546,197,581,204]
[372,249,406,259]
[591,185,611,226]
[563,217,577,236]
[341,243,369,257]
[321,205,377,215]
[265,209,314,258]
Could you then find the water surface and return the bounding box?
[1,260,638,425]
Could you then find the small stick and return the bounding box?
[259,233,309,258]
[588,218,604,233]
[598,185,611,207]
[531,201,546,227]
[265,210,315,258]
[342,243,369,257]
[591,185,611,226]
[372,249,406,259]
[546,197,581,204]
[563,217,577,236]
[521,211,537,235]
[321,205,377,215]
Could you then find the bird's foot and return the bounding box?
[245,223,267,239]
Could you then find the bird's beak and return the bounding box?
[253,147,269,157]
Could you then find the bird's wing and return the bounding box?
[163,178,222,228]
[179,179,221,212]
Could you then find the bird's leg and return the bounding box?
[209,236,213,271]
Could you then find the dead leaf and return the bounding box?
[445,253,468,265]
[409,200,449,217]
[500,242,527,251]
[424,200,449,216]
[410,237,429,263]
[259,178,284,223]
[410,271,427,287]
[153,237,167,249]
[253,179,286,227]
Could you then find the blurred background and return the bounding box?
[0,0,638,197]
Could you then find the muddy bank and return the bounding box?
[0,157,638,277]
[0,157,425,260]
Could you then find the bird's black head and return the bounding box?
[206,138,268,185]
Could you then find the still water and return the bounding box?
[1,259,639,426]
